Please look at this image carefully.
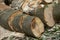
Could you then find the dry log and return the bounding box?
[20,14,44,38]
[4,0,12,6]
[0,9,44,38]
[44,4,55,27]
[10,13,44,38]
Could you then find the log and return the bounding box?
[0,9,18,31]
[8,10,23,32]
[22,15,44,38]
[0,9,44,38]
[24,6,55,27]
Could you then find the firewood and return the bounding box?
[0,9,44,38]
[44,4,55,27]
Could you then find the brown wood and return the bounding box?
[0,9,44,38]
[20,14,44,38]
[44,4,55,27]
[44,0,53,3]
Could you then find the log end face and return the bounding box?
[31,17,44,38]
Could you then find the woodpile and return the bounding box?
[23,4,55,27]
[0,0,60,38]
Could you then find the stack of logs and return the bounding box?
[0,0,60,38]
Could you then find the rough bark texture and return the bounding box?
[0,9,44,38]
[0,9,18,31]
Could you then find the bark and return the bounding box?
[44,4,55,27]
[0,9,18,31]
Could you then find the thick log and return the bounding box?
[20,15,44,38]
[44,4,55,27]
[44,0,53,3]
[0,9,18,31]
[0,9,44,38]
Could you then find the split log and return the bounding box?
[9,14,44,38]
[0,9,44,38]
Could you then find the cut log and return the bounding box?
[19,15,44,38]
[0,9,44,38]
[24,6,55,27]
[4,0,12,6]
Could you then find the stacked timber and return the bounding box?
[0,9,44,38]
[21,0,55,27]
[24,5,55,27]
[22,0,60,27]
